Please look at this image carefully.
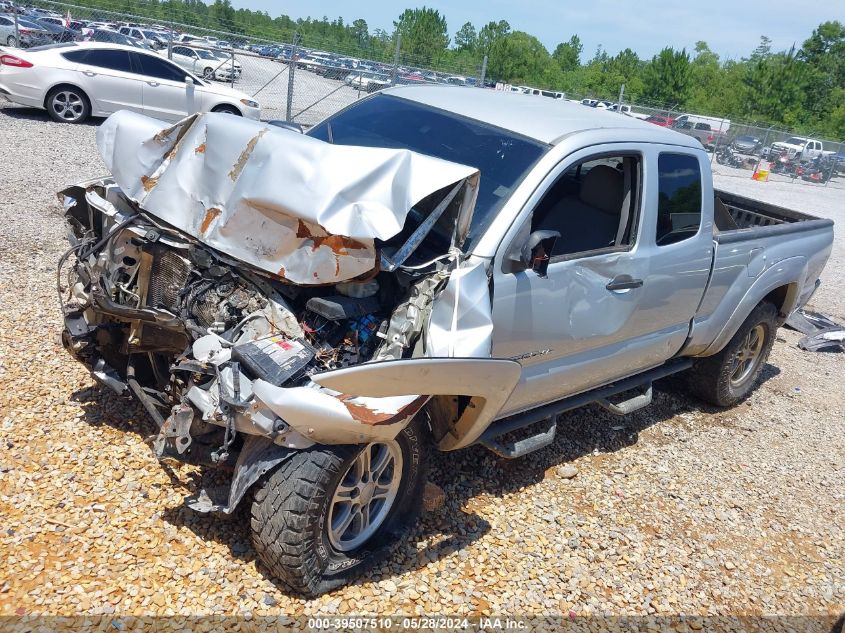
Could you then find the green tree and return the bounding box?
[351,18,369,48]
[393,7,449,65]
[744,46,808,126]
[642,47,692,106]
[487,31,551,84]
[478,20,510,56]
[553,35,582,72]
[454,22,477,52]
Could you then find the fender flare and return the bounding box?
[699,256,806,356]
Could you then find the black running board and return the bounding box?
[476,359,692,459]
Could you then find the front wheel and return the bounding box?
[211,105,241,116]
[250,418,427,596]
[6,35,17,47]
[202,66,215,80]
[688,301,777,407]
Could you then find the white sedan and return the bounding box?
[0,42,260,123]
[170,44,240,81]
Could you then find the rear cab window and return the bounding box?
[656,153,703,246]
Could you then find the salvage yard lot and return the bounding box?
[219,52,364,124]
[0,103,843,621]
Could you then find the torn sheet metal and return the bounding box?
[251,380,427,444]
[426,258,494,358]
[96,111,479,285]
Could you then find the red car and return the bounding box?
[645,115,675,127]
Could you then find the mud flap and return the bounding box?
[184,435,293,514]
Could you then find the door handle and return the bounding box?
[82,70,96,77]
[606,275,644,291]
[147,80,160,87]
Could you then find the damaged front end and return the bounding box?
[58,111,512,513]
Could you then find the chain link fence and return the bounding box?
[2,0,843,188]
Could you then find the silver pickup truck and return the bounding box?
[58,86,833,595]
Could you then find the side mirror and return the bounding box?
[507,229,560,276]
[185,76,195,85]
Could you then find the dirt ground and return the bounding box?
[0,103,842,628]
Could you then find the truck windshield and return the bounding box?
[308,94,548,250]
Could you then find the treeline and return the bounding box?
[42,0,845,137]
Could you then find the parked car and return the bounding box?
[731,134,763,155]
[118,26,165,49]
[37,16,88,32]
[346,70,390,92]
[30,17,82,43]
[0,15,52,47]
[674,113,730,134]
[672,120,725,149]
[56,87,833,595]
[204,47,242,78]
[768,137,833,161]
[0,42,260,122]
[87,28,155,51]
[170,44,236,81]
[644,114,675,127]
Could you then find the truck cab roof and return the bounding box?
[381,84,701,148]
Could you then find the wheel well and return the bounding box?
[762,284,798,320]
[211,104,242,116]
[44,83,90,110]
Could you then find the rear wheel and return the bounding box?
[689,302,777,407]
[250,418,427,596]
[45,86,90,123]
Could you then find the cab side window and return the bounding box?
[656,153,702,246]
[530,155,641,258]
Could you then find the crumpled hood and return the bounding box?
[96,111,479,284]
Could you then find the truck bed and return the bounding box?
[713,190,833,242]
[683,189,834,357]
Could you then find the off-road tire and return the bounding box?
[688,301,777,407]
[250,418,427,596]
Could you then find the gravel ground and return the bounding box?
[0,103,843,623]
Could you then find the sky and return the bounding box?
[229,0,839,61]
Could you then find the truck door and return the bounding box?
[490,144,713,417]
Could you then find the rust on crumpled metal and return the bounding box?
[199,207,221,236]
[336,394,428,426]
[140,175,158,192]
[229,129,268,182]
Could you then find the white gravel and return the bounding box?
[0,102,843,622]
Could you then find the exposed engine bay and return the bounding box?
[61,181,450,459]
[57,112,510,513]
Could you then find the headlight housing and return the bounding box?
[240,98,259,109]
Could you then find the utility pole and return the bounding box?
[617,84,625,114]
[391,32,401,87]
[479,55,487,88]
[286,33,299,122]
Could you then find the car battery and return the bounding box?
[231,334,315,386]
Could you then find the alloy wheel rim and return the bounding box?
[327,441,402,552]
[729,324,765,388]
[51,91,84,121]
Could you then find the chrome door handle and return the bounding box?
[606,276,644,291]
[82,70,96,77]
[147,80,160,87]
